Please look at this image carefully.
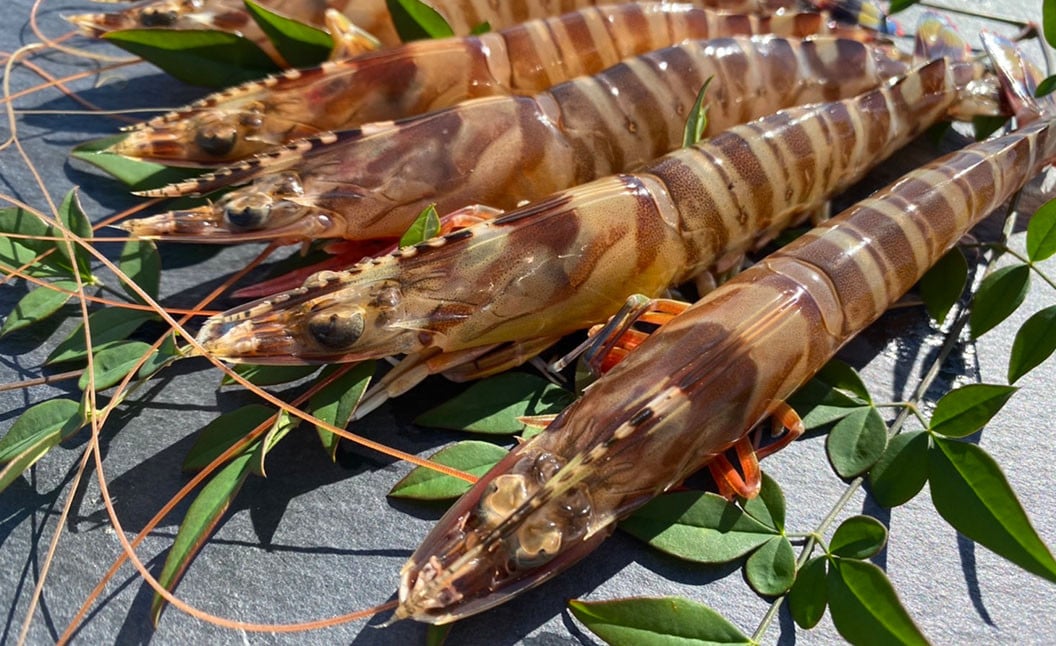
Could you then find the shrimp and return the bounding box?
[121,35,913,243]
[394,30,1055,624]
[111,3,877,165]
[66,0,810,57]
[193,19,1000,423]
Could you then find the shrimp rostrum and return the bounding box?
[395,31,1055,624]
[111,3,875,165]
[195,18,1000,423]
[123,34,912,244]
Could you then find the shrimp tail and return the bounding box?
[981,31,1056,125]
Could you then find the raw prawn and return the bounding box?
[121,35,913,244]
[111,3,878,165]
[193,20,999,425]
[395,30,1055,623]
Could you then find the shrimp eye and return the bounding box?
[307,310,365,349]
[140,8,178,26]
[195,125,237,157]
[224,201,271,229]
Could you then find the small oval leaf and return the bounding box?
[0,280,77,337]
[388,441,507,500]
[745,535,796,596]
[0,398,82,463]
[386,0,455,41]
[788,556,828,629]
[918,247,968,325]
[78,341,157,392]
[787,378,865,430]
[415,373,574,435]
[826,406,888,478]
[868,431,929,508]
[46,308,157,364]
[568,597,752,646]
[1028,198,1056,261]
[929,437,1056,583]
[118,239,161,302]
[221,363,321,387]
[152,452,255,623]
[928,383,1016,438]
[308,362,375,460]
[970,264,1030,339]
[682,76,712,148]
[742,471,785,531]
[244,0,333,68]
[830,515,888,559]
[183,405,277,471]
[621,491,774,564]
[826,558,929,645]
[1044,0,1056,51]
[399,203,441,247]
[104,29,280,87]
[1008,305,1056,383]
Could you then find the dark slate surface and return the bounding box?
[1,1,1055,644]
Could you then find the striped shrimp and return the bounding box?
[110,3,877,165]
[394,30,1054,624]
[66,0,811,58]
[121,35,912,245]
[193,20,1000,422]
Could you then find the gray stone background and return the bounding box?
[1,0,1054,644]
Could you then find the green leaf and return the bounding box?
[970,264,1030,339]
[399,203,441,247]
[78,341,157,392]
[249,410,296,476]
[788,556,828,629]
[0,399,82,494]
[918,248,967,324]
[1044,0,1056,50]
[469,21,491,35]
[386,0,455,41]
[308,362,374,460]
[183,405,276,471]
[1008,305,1056,383]
[1036,75,1056,98]
[826,406,888,478]
[0,206,75,279]
[929,438,1056,583]
[104,29,280,88]
[152,451,255,623]
[1028,198,1056,262]
[621,491,775,563]
[745,535,795,596]
[57,190,93,280]
[742,471,784,531]
[888,0,920,13]
[568,597,752,646]
[46,307,157,364]
[0,398,82,462]
[815,360,872,403]
[118,239,161,302]
[972,115,1009,141]
[70,135,204,190]
[0,280,77,337]
[682,76,713,148]
[830,515,888,559]
[868,431,929,508]
[787,378,865,430]
[826,558,929,645]
[221,363,321,387]
[138,332,180,379]
[415,372,575,435]
[388,441,507,500]
[426,624,453,646]
[243,0,333,68]
[928,384,1016,438]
